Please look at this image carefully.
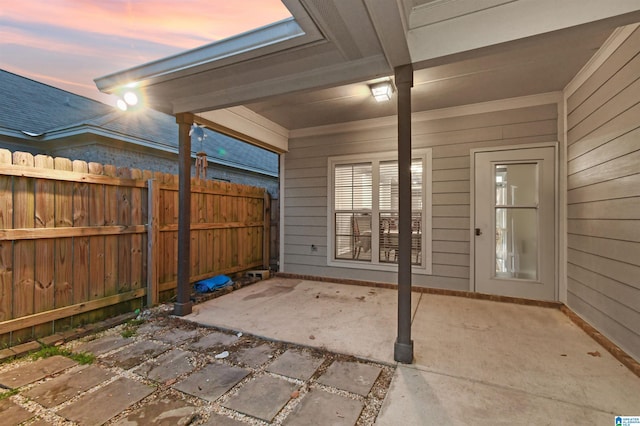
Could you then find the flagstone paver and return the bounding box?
[155,328,200,345]
[74,335,132,356]
[23,364,114,407]
[267,350,324,380]
[189,331,240,351]
[58,377,154,425]
[317,360,382,396]
[223,375,298,422]
[201,413,246,425]
[135,323,165,336]
[234,343,275,367]
[113,395,199,425]
[134,348,196,383]
[0,399,34,425]
[102,340,169,370]
[0,355,77,389]
[283,389,365,426]
[173,363,249,402]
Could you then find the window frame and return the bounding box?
[327,148,432,274]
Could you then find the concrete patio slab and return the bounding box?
[189,331,240,352]
[0,399,34,424]
[102,340,169,370]
[411,294,640,416]
[134,348,196,383]
[23,364,114,407]
[233,343,274,368]
[375,365,618,426]
[283,389,364,426]
[58,377,153,425]
[317,360,382,396]
[267,349,324,381]
[114,395,198,425]
[74,335,132,356]
[0,355,76,388]
[222,375,297,422]
[173,363,249,402]
[186,278,420,363]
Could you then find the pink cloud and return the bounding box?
[3,0,292,49]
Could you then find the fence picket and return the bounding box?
[130,168,143,290]
[72,160,90,305]
[88,162,106,300]
[103,165,119,297]
[13,152,35,323]
[0,150,13,324]
[34,155,55,318]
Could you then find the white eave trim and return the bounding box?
[290,91,562,138]
[95,17,321,92]
[198,106,290,153]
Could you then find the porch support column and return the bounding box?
[394,64,414,364]
[174,112,194,316]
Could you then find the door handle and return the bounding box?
[475,228,482,236]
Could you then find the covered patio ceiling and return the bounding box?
[94,0,640,150]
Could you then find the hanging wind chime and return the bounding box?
[190,124,208,180]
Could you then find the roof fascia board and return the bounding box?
[95,17,322,93]
[197,106,290,153]
[407,0,640,64]
[37,126,179,154]
[289,91,562,138]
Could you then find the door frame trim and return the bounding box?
[469,141,559,300]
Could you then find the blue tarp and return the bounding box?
[194,275,232,293]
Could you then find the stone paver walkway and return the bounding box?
[0,307,393,425]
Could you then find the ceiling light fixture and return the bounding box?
[369,81,394,102]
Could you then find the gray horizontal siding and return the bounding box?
[566,27,640,362]
[284,103,557,291]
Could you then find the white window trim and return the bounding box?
[327,148,432,275]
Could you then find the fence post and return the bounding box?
[263,191,270,270]
[147,179,160,307]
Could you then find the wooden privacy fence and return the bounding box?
[0,149,269,345]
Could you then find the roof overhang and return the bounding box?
[94,0,640,153]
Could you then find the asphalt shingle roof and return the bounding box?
[0,69,278,175]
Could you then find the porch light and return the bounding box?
[123,91,138,106]
[116,88,141,111]
[369,81,394,102]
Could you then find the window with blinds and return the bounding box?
[329,150,432,272]
[334,163,372,261]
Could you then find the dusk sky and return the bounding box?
[0,0,291,105]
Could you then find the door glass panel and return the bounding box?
[495,164,538,206]
[495,208,537,280]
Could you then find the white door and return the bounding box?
[474,147,556,301]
